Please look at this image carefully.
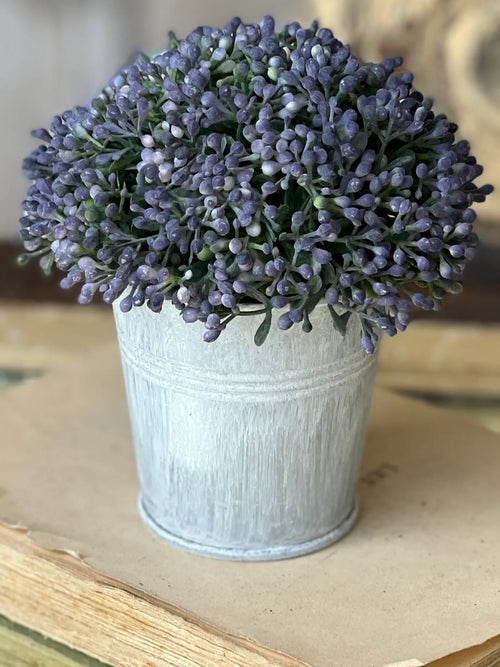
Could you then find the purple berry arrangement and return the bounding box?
[20,16,492,352]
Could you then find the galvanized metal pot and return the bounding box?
[113,300,378,561]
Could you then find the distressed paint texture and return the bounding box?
[113,302,378,560]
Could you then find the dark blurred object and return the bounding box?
[417,240,500,322]
[0,241,87,305]
[1,240,499,321]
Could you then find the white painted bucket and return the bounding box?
[113,300,377,560]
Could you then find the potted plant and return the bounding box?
[20,16,492,560]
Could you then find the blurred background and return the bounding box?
[0,0,499,429]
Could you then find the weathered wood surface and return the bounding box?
[315,0,500,241]
[2,522,500,667]
[0,527,302,667]
[0,614,109,667]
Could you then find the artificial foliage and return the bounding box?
[20,16,492,351]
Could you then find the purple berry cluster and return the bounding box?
[20,16,492,351]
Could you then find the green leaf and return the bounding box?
[302,310,312,333]
[254,309,272,346]
[352,130,368,154]
[305,292,323,313]
[327,305,351,337]
[245,285,271,308]
[386,153,415,170]
[321,262,335,284]
[187,260,208,282]
[300,292,323,333]
[168,30,179,48]
[215,60,237,74]
[195,246,213,261]
[308,275,323,294]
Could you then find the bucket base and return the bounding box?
[138,494,360,561]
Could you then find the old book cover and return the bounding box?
[1,343,499,666]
